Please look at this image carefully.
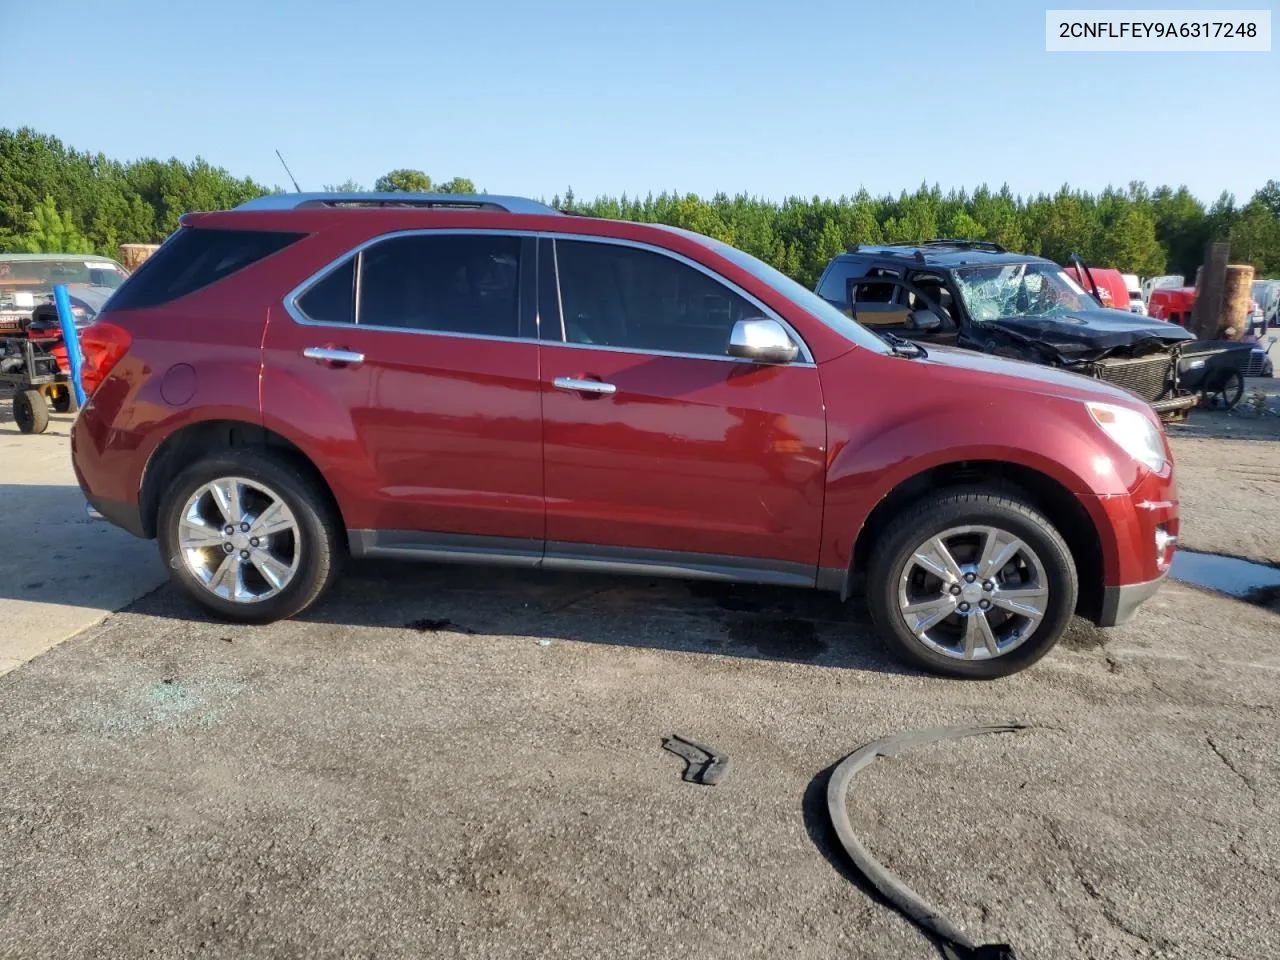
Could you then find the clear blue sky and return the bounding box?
[3,0,1276,202]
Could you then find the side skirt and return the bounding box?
[348,530,829,590]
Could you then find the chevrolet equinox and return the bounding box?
[70,192,1179,679]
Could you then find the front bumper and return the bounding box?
[1098,573,1167,627]
[1149,393,1199,418]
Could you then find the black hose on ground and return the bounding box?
[826,724,1026,960]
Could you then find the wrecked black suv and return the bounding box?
[815,240,1198,419]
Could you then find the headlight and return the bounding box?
[1086,402,1167,473]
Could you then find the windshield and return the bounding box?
[0,258,128,311]
[954,262,1098,322]
[669,230,891,354]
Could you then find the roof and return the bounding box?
[834,242,1052,269]
[234,192,560,215]
[0,252,124,264]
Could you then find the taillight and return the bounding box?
[76,320,132,396]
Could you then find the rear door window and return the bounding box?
[817,260,856,304]
[106,227,304,310]
[853,267,902,304]
[356,234,522,338]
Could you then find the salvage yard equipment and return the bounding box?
[1,312,76,433]
[1180,338,1274,410]
[1,253,127,433]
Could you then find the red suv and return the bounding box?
[70,193,1178,678]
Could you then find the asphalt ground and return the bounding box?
[0,390,1277,960]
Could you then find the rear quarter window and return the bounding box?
[105,227,305,311]
[817,259,866,303]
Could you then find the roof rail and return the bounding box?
[234,192,560,215]
[916,239,1003,253]
[870,239,1008,253]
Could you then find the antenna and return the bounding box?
[274,149,302,193]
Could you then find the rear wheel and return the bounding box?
[52,389,75,413]
[866,489,1077,679]
[157,450,342,623]
[13,389,49,434]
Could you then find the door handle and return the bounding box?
[303,346,364,366]
[553,376,616,396]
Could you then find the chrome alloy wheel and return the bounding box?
[895,524,1049,661]
[176,477,301,603]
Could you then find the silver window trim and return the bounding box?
[552,238,567,342]
[545,233,815,365]
[282,227,815,364]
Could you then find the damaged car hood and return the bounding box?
[985,308,1195,354]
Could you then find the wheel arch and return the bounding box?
[138,418,345,542]
[849,459,1107,622]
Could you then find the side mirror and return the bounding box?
[727,318,799,364]
[909,309,943,333]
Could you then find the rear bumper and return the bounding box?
[84,492,147,538]
[1098,573,1167,627]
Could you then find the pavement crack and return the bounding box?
[1043,819,1173,953]
[1228,835,1280,883]
[1205,736,1263,812]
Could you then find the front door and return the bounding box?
[537,237,826,581]
[262,231,544,548]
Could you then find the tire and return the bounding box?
[1201,370,1245,410]
[866,488,1078,680]
[157,450,342,623]
[13,389,49,434]
[1219,370,1245,410]
[52,390,74,413]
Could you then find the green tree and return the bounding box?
[1254,179,1280,219]
[323,179,365,192]
[1228,201,1280,276]
[434,177,477,194]
[1151,186,1207,281]
[1094,201,1165,275]
[5,125,1280,287]
[1028,187,1094,264]
[374,169,433,192]
[15,195,94,253]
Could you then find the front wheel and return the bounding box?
[157,451,342,623]
[1202,370,1244,410]
[866,489,1078,679]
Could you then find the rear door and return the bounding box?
[262,230,545,551]
[537,236,826,580]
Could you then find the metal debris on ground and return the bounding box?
[826,724,1026,960]
[662,733,732,786]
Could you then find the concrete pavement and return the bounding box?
[0,402,164,676]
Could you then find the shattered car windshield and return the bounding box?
[954,262,1098,322]
[0,258,128,311]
